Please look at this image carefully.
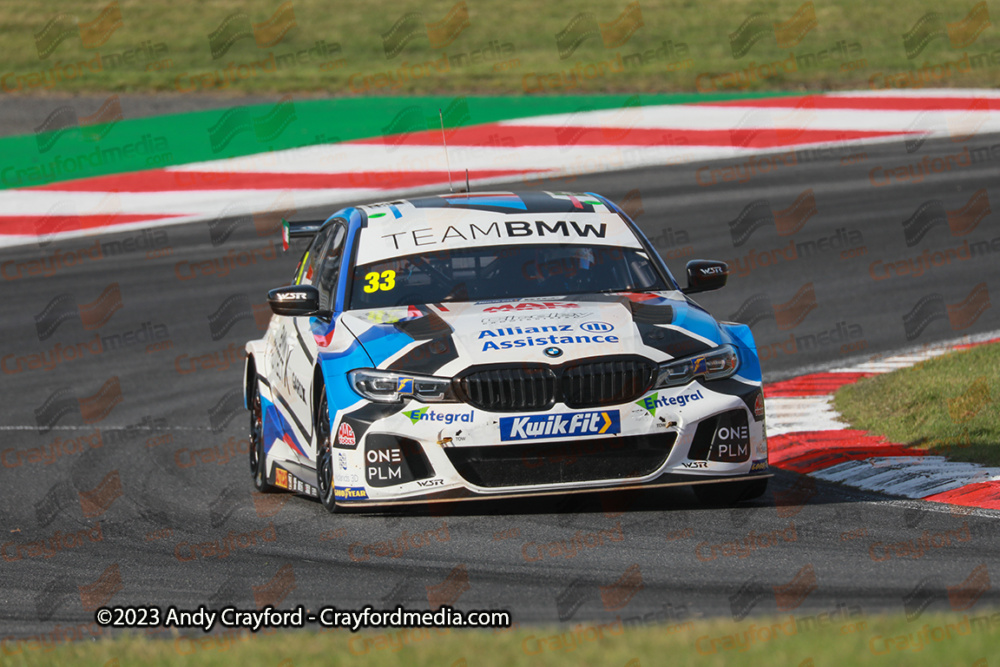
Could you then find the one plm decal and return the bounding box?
[499,410,620,441]
[636,390,704,414]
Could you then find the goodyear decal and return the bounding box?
[334,486,368,500]
[499,410,620,441]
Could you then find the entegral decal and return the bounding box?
[636,390,704,414]
[499,410,621,441]
[403,407,475,425]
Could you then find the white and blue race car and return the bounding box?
[244,191,768,512]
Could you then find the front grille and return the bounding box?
[455,356,656,412]
[561,359,657,408]
[456,366,556,412]
[444,433,676,487]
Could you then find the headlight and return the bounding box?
[348,369,457,403]
[655,345,739,388]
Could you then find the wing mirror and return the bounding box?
[268,285,322,317]
[681,260,728,294]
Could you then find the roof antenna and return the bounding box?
[439,108,454,193]
[465,168,470,193]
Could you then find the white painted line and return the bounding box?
[765,396,848,436]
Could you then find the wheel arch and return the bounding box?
[244,341,268,409]
[313,364,327,427]
[244,355,257,410]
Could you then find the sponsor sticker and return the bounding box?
[366,445,407,486]
[750,459,768,472]
[479,324,573,337]
[636,390,704,414]
[275,466,317,496]
[483,301,579,313]
[480,311,592,326]
[365,308,410,324]
[708,411,751,463]
[580,321,614,332]
[358,214,642,264]
[337,451,348,470]
[396,378,414,393]
[338,422,356,446]
[334,486,368,500]
[480,330,619,352]
[499,410,620,441]
[403,407,475,425]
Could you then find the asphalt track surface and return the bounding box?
[2,132,1000,638]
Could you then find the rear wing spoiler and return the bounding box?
[281,218,326,251]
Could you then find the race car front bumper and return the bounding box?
[330,378,768,508]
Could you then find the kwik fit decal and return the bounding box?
[500,410,620,441]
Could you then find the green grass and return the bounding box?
[835,342,1000,466]
[3,612,1000,666]
[3,0,1000,94]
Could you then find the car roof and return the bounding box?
[358,191,620,218]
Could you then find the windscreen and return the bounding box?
[350,244,668,308]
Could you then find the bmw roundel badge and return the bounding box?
[543,347,563,358]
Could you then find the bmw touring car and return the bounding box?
[244,191,768,512]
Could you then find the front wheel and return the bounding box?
[315,389,338,513]
[249,381,278,493]
[692,477,768,507]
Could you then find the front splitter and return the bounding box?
[335,472,773,509]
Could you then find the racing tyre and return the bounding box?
[692,478,768,507]
[249,381,278,493]
[315,390,338,513]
